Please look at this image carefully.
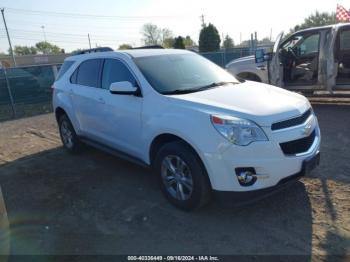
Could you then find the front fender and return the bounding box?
[140,99,232,167]
[226,57,268,83]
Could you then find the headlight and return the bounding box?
[211,115,268,146]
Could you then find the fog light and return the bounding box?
[235,168,257,186]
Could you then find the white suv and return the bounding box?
[53,48,321,210]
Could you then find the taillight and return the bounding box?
[51,85,55,96]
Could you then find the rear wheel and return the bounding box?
[154,141,211,210]
[58,114,83,153]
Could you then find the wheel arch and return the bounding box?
[55,107,67,122]
[149,133,194,165]
[149,133,213,189]
[237,72,262,82]
[54,106,80,135]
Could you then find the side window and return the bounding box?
[76,59,102,87]
[299,33,320,55]
[101,59,137,90]
[70,68,78,84]
[56,61,74,80]
[340,30,350,50]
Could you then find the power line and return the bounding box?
[5,7,191,20]
[4,28,139,39]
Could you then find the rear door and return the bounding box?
[69,59,103,138]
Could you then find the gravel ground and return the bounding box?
[0,104,349,259]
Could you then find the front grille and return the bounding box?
[280,130,316,155]
[272,109,312,131]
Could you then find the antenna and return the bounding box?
[200,14,206,28]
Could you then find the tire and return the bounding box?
[154,141,211,211]
[58,114,83,153]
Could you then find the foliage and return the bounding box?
[237,37,273,48]
[291,11,336,33]
[199,23,221,52]
[118,44,133,50]
[10,45,38,56]
[141,23,173,47]
[173,36,185,49]
[163,37,175,48]
[35,41,63,54]
[259,37,273,45]
[184,36,195,47]
[222,35,234,49]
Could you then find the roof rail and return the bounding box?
[132,45,164,49]
[71,47,113,55]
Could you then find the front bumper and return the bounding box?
[213,151,320,206]
[202,115,321,192]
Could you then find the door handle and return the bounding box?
[98,97,105,104]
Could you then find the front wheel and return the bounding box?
[154,141,211,211]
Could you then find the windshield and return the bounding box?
[134,53,239,95]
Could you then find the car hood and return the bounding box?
[166,82,310,127]
[226,55,256,68]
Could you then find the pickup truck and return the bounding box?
[226,23,350,93]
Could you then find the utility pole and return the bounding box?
[270,28,273,41]
[41,25,47,42]
[200,14,205,28]
[88,34,92,49]
[254,31,258,49]
[1,8,16,67]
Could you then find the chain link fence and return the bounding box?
[201,47,255,68]
[0,64,60,122]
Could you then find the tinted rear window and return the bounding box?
[56,61,74,80]
[76,59,102,87]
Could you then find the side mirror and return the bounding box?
[109,81,138,95]
[255,48,272,63]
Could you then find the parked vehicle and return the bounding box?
[53,48,320,210]
[226,23,350,94]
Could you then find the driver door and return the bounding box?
[269,32,284,87]
[93,58,143,158]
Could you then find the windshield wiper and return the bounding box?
[196,81,238,92]
[162,89,199,95]
[162,81,238,95]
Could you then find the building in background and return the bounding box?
[0,54,68,68]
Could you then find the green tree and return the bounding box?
[184,35,195,47]
[173,36,185,49]
[118,44,133,50]
[10,45,37,56]
[222,34,234,49]
[291,11,336,33]
[141,23,173,47]
[259,37,273,46]
[35,41,62,54]
[163,37,175,48]
[199,23,221,52]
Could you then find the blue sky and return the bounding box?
[0,0,346,53]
